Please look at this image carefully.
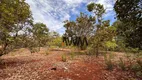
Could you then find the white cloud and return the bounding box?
[25,0,115,35]
[96,0,115,12]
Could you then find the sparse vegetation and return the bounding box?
[0,0,141,79]
[118,58,126,70]
[62,54,67,62]
[70,52,75,60]
[104,53,114,70]
[45,50,49,55]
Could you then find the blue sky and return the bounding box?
[25,0,116,35]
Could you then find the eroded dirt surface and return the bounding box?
[0,48,141,80]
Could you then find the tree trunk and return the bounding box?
[1,42,8,55]
[96,44,99,57]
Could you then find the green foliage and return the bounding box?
[87,3,95,12]
[90,24,117,57]
[136,71,142,77]
[87,3,105,23]
[24,22,49,52]
[137,59,142,67]
[105,41,117,50]
[29,47,39,54]
[114,0,142,50]
[125,48,140,53]
[87,3,117,57]
[86,46,94,55]
[32,23,49,47]
[62,54,67,62]
[131,63,142,72]
[130,48,139,53]
[63,12,95,49]
[114,0,142,23]
[125,53,142,76]
[0,0,33,55]
[49,37,62,47]
[64,13,95,37]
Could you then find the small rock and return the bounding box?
[51,67,57,71]
[64,67,68,70]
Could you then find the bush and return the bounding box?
[131,63,142,71]
[125,47,139,53]
[86,46,96,55]
[70,52,75,60]
[136,71,142,77]
[45,50,49,55]
[131,48,139,53]
[105,41,117,51]
[137,59,142,67]
[118,58,126,70]
[105,59,113,70]
[48,37,62,47]
[29,47,39,53]
[62,54,67,62]
[104,53,114,70]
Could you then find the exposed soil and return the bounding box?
[0,48,141,80]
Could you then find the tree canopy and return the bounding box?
[0,0,33,54]
[114,0,142,49]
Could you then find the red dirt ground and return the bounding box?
[0,48,141,80]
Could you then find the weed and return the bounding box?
[105,59,113,70]
[62,54,67,62]
[29,47,39,54]
[131,63,141,71]
[118,58,126,70]
[86,47,95,55]
[11,53,15,56]
[137,59,142,67]
[104,53,114,70]
[45,51,49,55]
[45,49,49,55]
[136,71,142,77]
[70,52,75,60]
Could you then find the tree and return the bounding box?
[87,3,117,57]
[63,12,95,49]
[114,0,142,24]
[64,12,95,37]
[0,0,33,55]
[87,3,105,25]
[114,0,142,49]
[91,20,117,56]
[32,22,49,50]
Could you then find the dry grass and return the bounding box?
[0,48,141,80]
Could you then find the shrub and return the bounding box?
[29,47,39,54]
[131,48,139,53]
[48,37,62,48]
[70,52,75,60]
[105,59,113,70]
[136,71,142,77]
[118,58,126,70]
[131,63,141,71]
[104,53,114,70]
[105,41,117,51]
[137,59,142,67]
[86,46,95,55]
[62,54,67,62]
[45,50,49,55]
[125,47,139,53]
